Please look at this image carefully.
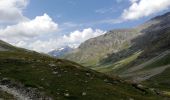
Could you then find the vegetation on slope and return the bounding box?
[0,49,163,99]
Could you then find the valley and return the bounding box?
[56,12,170,98]
[0,1,170,99]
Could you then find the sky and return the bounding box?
[0,0,170,53]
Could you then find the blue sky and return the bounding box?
[0,0,170,52]
[24,0,170,32]
[25,0,144,31]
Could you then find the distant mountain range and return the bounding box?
[48,46,75,57]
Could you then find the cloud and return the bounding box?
[122,0,170,20]
[0,0,29,23]
[14,28,106,53]
[62,28,105,44]
[0,13,58,38]
[0,0,105,53]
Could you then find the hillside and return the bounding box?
[63,12,170,95]
[63,12,170,69]
[64,12,170,67]
[0,40,164,100]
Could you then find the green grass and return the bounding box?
[93,51,142,73]
[141,53,170,70]
[143,66,170,92]
[0,50,163,100]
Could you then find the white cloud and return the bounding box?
[0,0,29,23]
[122,0,170,20]
[14,28,106,53]
[0,13,58,38]
[0,0,105,53]
[62,28,105,44]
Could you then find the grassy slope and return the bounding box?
[142,54,170,91]
[109,30,170,95]
[93,51,142,73]
[0,49,163,100]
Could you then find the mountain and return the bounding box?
[0,40,163,99]
[64,12,170,68]
[63,29,139,66]
[48,46,74,57]
[64,12,170,67]
[0,40,20,51]
[63,12,170,94]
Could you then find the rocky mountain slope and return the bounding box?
[64,29,139,66]
[63,12,170,94]
[64,12,170,68]
[0,40,164,99]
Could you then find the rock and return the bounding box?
[129,98,134,100]
[84,80,88,83]
[104,79,108,82]
[1,78,11,85]
[82,92,87,96]
[52,71,58,75]
[137,84,144,88]
[86,73,91,76]
[41,78,44,81]
[49,63,56,67]
[64,93,70,97]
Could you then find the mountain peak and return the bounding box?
[48,46,75,57]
